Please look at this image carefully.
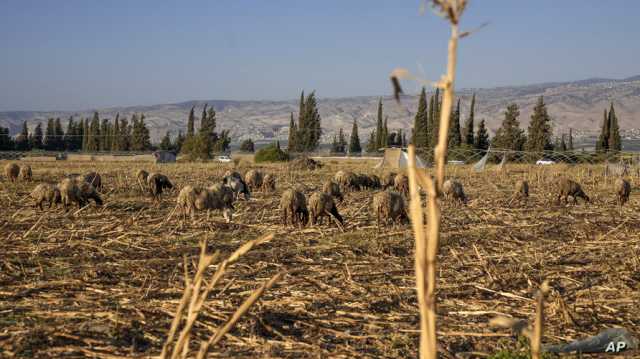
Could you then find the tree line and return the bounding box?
[0,112,153,152]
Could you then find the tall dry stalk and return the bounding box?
[404,1,467,358]
[531,281,550,359]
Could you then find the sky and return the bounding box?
[1,0,639,111]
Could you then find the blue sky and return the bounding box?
[1,0,638,111]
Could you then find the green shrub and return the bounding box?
[254,144,289,163]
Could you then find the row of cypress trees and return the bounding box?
[288,91,322,152]
[596,103,622,153]
[0,112,152,152]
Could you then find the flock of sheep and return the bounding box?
[2,161,634,229]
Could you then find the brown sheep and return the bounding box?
[557,178,589,204]
[83,171,102,191]
[279,189,309,226]
[208,182,235,210]
[177,185,234,222]
[136,169,149,190]
[19,165,33,181]
[334,170,358,191]
[244,169,263,192]
[393,173,409,196]
[308,192,343,226]
[382,172,396,190]
[322,180,344,202]
[372,190,408,227]
[58,177,103,211]
[30,183,61,210]
[442,179,468,204]
[615,178,631,205]
[224,170,242,180]
[4,163,19,182]
[514,180,529,203]
[147,173,173,201]
[261,173,276,192]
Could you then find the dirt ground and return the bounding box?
[0,160,639,358]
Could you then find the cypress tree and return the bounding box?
[349,120,362,153]
[54,118,64,151]
[112,114,120,151]
[187,106,195,138]
[64,117,75,151]
[491,104,526,151]
[331,134,339,153]
[100,118,110,151]
[608,102,621,152]
[525,96,553,152]
[382,117,389,147]
[119,117,131,151]
[15,121,30,151]
[338,128,347,153]
[412,87,428,147]
[200,104,208,135]
[432,88,441,146]
[366,130,377,152]
[303,91,321,151]
[375,98,384,148]
[297,91,305,151]
[463,93,475,146]
[596,109,609,153]
[82,119,89,151]
[44,118,55,150]
[448,99,462,148]
[287,112,297,152]
[568,128,574,151]
[86,112,100,151]
[474,119,490,151]
[160,131,172,150]
[32,122,44,149]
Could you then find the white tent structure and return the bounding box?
[374,148,428,169]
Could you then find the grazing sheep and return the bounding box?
[208,182,235,210]
[279,189,309,226]
[136,169,149,190]
[147,173,173,201]
[369,174,381,190]
[19,165,32,181]
[83,171,102,191]
[177,185,234,222]
[322,180,344,202]
[557,178,589,204]
[442,179,468,204]
[224,170,242,180]
[372,190,408,227]
[308,192,343,226]
[393,173,409,196]
[382,172,397,190]
[4,163,19,182]
[355,174,369,190]
[615,178,631,205]
[30,183,61,210]
[261,173,276,192]
[334,170,358,191]
[244,169,263,192]
[58,177,103,211]
[223,175,250,200]
[514,180,529,202]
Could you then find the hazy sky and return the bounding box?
[1,0,639,111]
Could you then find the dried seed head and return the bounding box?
[431,0,467,25]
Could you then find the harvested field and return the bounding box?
[0,160,639,358]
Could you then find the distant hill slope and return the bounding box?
[1,75,639,143]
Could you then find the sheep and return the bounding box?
[223,175,250,200]
[615,178,631,205]
[322,180,344,202]
[334,170,358,191]
[208,182,235,210]
[244,169,263,192]
[136,169,149,190]
[147,173,173,201]
[442,179,468,204]
[308,192,343,226]
[557,178,589,204]
[393,173,409,196]
[30,183,61,210]
[372,190,408,227]
[513,180,529,203]
[355,174,369,190]
[58,177,103,211]
[369,174,382,190]
[83,171,102,191]
[279,189,309,226]
[261,173,276,192]
[19,165,32,181]
[177,185,234,222]
[4,163,19,182]
[382,172,397,190]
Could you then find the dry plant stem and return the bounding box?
[197,271,284,359]
[407,145,430,358]
[160,257,193,359]
[531,281,549,359]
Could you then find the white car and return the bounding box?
[216,155,232,163]
[536,159,556,165]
